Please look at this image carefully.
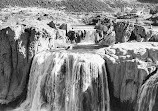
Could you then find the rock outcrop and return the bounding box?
[0,22,56,104]
[136,70,158,111]
[113,21,158,43]
[99,42,158,111]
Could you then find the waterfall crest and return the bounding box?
[19,50,110,111]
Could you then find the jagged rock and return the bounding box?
[114,21,135,43]
[136,69,158,111]
[133,25,152,42]
[0,24,55,104]
[74,30,84,43]
[95,23,115,46]
[94,19,115,46]
[95,31,115,46]
[47,21,56,29]
[67,30,96,44]
[113,21,158,43]
[148,30,158,42]
[99,42,158,111]
[67,31,76,43]
[54,29,68,48]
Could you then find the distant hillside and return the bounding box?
[138,0,158,3]
[0,0,114,12]
[61,0,114,12]
[0,0,155,12]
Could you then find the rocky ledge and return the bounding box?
[3,42,156,111]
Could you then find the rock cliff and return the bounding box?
[7,42,158,111]
[0,22,56,104]
[99,42,158,111]
[0,10,158,111]
[114,21,158,43]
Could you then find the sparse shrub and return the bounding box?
[150,8,158,15]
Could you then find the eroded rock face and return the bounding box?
[114,21,134,43]
[0,24,55,104]
[136,70,158,111]
[113,21,158,43]
[1,14,158,111]
[101,42,158,111]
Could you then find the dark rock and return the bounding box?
[0,25,53,104]
[47,21,56,29]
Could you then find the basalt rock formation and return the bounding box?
[113,21,158,43]
[101,42,158,111]
[1,16,158,111]
[0,23,56,104]
[5,41,158,111]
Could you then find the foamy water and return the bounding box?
[12,50,110,111]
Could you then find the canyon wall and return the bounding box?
[100,42,158,111]
[11,42,158,111]
[0,23,56,104]
[0,20,158,111]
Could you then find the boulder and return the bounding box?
[74,30,84,43]
[59,23,67,30]
[113,21,158,43]
[136,70,158,111]
[113,21,134,43]
[47,21,56,29]
[67,30,76,43]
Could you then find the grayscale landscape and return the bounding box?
[0,0,158,111]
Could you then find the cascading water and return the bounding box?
[136,70,158,111]
[17,50,110,111]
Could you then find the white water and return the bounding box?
[14,50,110,111]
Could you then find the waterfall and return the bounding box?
[136,70,158,111]
[18,50,110,111]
